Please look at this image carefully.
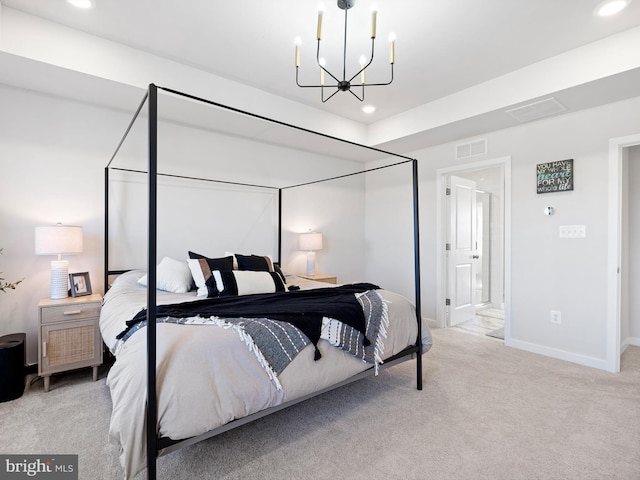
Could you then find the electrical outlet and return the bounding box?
[550,310,561,325]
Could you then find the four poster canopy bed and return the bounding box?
[102,84,431,479]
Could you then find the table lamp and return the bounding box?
[299,231,323,276]
[35,224,83,299]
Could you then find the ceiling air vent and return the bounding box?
[506,97,566,123]
[455,138,487,160]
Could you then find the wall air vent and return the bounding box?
[506,97,566,123]
[455,138,487,160]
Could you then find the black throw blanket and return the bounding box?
[117,283,380,359]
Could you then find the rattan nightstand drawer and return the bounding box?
[40,302,101,324]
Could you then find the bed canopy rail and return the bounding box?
[105,83,422,479]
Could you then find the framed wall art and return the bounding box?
[536,159,573,194]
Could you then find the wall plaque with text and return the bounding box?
[536,159,573,194]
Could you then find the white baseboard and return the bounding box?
[508,338,610,371]
[424,317,439,329]
[622,337,640,352]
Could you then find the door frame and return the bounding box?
[436,156,512,344]
[607,134,640,373]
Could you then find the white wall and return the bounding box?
[0,84,370,364]
[364,161,417,302]
[628,145,640,344]
[371,96,640,368]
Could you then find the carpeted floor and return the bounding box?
[1,327,639,480]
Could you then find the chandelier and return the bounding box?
[294,0,395,103]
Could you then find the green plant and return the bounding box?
[0,248,23,293]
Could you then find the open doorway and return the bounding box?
[436,157,511,342]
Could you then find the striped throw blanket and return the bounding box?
[120,288,388,390]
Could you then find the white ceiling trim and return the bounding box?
[0,6,368,145]
[367,25,640,147]
[1,4,640,155]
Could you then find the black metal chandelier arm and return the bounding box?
[359,63,395,87]
[348,38,375,85]
[316,40,341,84]
[348,87,364,102]
[296,67,339,89]
[322,88,342,103]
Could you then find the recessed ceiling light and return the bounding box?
[67,0,94,9]
[362,105,376,114]
[594,0,632,16]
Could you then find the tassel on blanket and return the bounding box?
[320,290,389,375]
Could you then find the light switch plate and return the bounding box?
[559,225,586,238]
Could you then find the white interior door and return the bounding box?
[448,175,478,326]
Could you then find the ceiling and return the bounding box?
[1,0,640,155]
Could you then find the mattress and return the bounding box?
[100,270,432,479]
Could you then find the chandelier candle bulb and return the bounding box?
[317,6,324,40]
[295,45,300,67]
[371,7,378,38]
[388,33,396,64]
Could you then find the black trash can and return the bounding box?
[0,333,25,402]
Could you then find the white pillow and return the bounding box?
[138,257,193,293]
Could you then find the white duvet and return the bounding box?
[100,270,432,479]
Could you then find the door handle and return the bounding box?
[472,255,480,259]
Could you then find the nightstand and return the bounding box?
[38,293,103,392]
[298,274,337,284]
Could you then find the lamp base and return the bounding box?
[50,260,69,299]
[306,251,316,276]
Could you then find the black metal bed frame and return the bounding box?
[104,84,422,479]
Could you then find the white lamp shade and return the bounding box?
[35,224,83,300]
[35,225,83,256]
[299,232,323,251]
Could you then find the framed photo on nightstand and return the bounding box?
[69,272,92,297]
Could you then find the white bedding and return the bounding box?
[101,270,432,479]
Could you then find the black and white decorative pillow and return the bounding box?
[187,253,235,297]
[211,270,286,297]
[230,253,286,284]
